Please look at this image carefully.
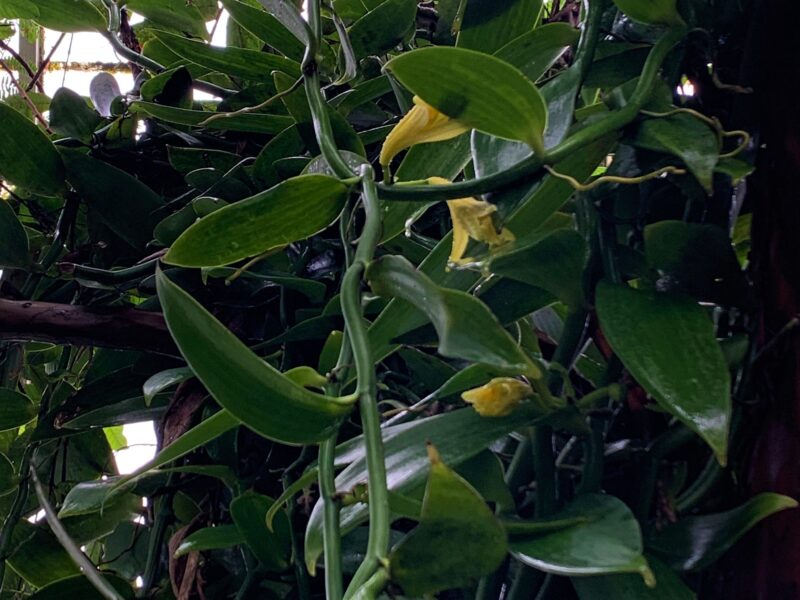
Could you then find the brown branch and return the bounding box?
[26,32,66,93]
[0,299,177,356]
[0,39,36,82]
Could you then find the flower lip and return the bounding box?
[462,377,533,417]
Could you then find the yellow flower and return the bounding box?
[426,177,515,266]
[379,96,470,167]
[462,378,532,417]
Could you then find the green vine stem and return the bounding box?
[341,169,390,599]
[375,25,688,202]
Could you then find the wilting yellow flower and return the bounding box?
[380,96,470,167]
[462,378,533,417]
[426,177,515,266]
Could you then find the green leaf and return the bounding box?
[384,47,548,154]
[489,229,588,308]
[510,494,654,582]
[28,573,135,600]
[632,113,719,193]
[495,22,579,82]
[366,255,539,376]
[0,200,29,268]
[164,174,348,267]
[595,281,731,464]
[49,88,102,142]
[389,445,508,595]
[611,0,684,26]
[221,0,305,60]
[60,148,165,250]
[572,556,695,600]
[27,0,106,32]
[127,0,211,39]
[257,0,309,44]
[230,491,291,571]
[132,101,294,134]
[143,367,194,406]
[156,270,354,444]
[305,404,545,572]
[0,389,36,431]
[348,0,417,60]
[0,451,16,496]
[457,0,543,54]
[0,102,66,196]
[174,524,244,557]
[154,30,301,81]
[647,493,797,571]
[59,481,140,518]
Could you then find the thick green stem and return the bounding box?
[342,171,389,599]
[375,26,687,202]
[319,437,344,600]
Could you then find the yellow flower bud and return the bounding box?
[425,177,515,266]
[379,96,470,167]
[462,377,533,417]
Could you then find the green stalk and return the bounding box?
[342,170,390,599]
[375,26,687,202]
[319,437,344,600]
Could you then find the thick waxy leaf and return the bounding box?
[0,102,65,196]
[647,493,797,571]
[132,101,293,134]
[633,113,719,193]
[612,0,684,26]
[366,255,539,376]
[143,367,193,406]
[6,0,107,32]
[348,0,417,60]
[495,23,579,82]
[644,220,749,305]
[572,556,695,600]
[457,0,542,53]
[390,446,508,595]
[0,389,36,431]
[174,525,244,557]
[385,47,548,154]
[305,404,545,571]
[154,30,301,81]
[165,175,348,267]
[0,200,29,268]
[231,491,292,571]
[60,148,164,250]
[489,230,588,308]
[49,88,102,142]
[221,0,305,59]
[510,494,653,582]
[28,573,134,600]
[127,0,211,39]
[258,0,309,44]
[156,271,354,444]
[595,282,731,464]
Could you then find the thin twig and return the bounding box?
[0,59,52,132]
[27,32,66,92]
[0,39,36,81]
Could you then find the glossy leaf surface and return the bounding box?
[174,525,244,557]
[0,200,29,268]
[157,270,354,444]
[596,281,731,464]
[165,175,348,267]
[385,47,548,153]
[230,491,292,571]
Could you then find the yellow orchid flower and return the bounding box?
[425,177,515,266]
[379,96,470,167]
[462,377,533,417]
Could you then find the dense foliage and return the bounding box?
[0,0,793,598]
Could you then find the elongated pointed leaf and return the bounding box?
[490,229,588,308]
[132,101,293,134]
[390,446,508,595]
[156,270,354,444]
[155,30,300,81]
[305,404,545,572]
[164,175,348,267]
[647,493,797,571]
[174,525,244,557]
[231,491,291,571]
[348,0,417,60]
[595,281,731,464]
[366,255,539,376]
[60,148,164,250]
[457,0,542,54]
[26,0,106,32]
[495,22,579,82]
[0,200,29,268]
[221,0,305,59]
[612,0,684,26]
[385,47,548,154]
[510,494,653,582]
[0,102,65,196]
[49,88,102,142]
[143,367,193,406]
